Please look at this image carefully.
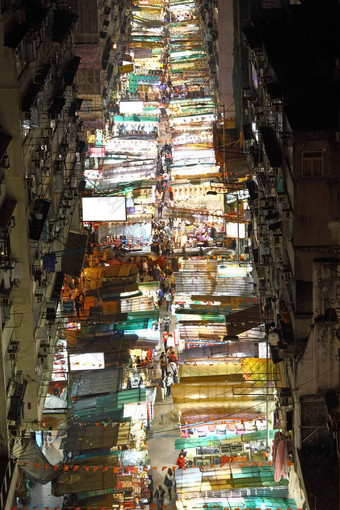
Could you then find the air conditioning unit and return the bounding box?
[272,104,283,114]
[271,167,281,175]
[33,159,45,168]
[282,210,293,219]
[279,387,293,407]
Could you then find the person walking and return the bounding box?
[148,474,154,504]
[167,333,175,351]
[74,294,81,318]
[77,290,86,312]
[159,353,167,378]
[176,453,186,469]
[165,290,172,312]
[165,372,173,397]
[154,485,165,510]
[159,376,166,401]
[164,468,174,499]
[162,330,169,352]
[168,360,178,384]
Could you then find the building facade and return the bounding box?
[240,2,340,508]
[0,1,84,507]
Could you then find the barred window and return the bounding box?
[302,151,323,177]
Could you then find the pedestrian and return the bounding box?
[157,287,164,308]
[159,353,167,378]
[74,294,81,318]
[168,360,178,383]
[165,291,172,311]
[167,333,175,351]
[162,330,169,352]
[148,474,154,504]
[164,467,174,499]
[77,290,85,312]
[176,453,186,469]
[165,372,173,397]
[159,376,166,401]
[154,485,165,510]
[167,347,178,364]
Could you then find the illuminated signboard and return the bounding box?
[226,222,246,239]
[69,353,105,371]
[90,147,106,157]
[82,196,126,222]
[120,101,144,115]
[217,263,248,278]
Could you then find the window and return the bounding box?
[302,151,323,177]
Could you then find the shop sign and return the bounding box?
[226,222,246,239]
[123,402,148,420]
[120,101,144,115]
[217,263,248,278]
[125,187,135,214]
[95,129,103,146]
[89,147,105,157]
[134,48,153,59]
[120,64,134,75]
[69,352,105,371]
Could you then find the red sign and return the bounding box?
[89,147,105,157]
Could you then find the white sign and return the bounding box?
[226,222,246,239]
[123,402,148,420]
[217,263,248,278]
[119,101,144,114]
[82,196,126,222]
[69,353,105,371]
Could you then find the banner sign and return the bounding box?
[120,64,134,74]
[89,147,105,157]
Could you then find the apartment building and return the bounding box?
[0,1,85,506]
[240,2,340,509]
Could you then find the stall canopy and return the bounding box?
[225,304,262,336]
[179,341,263,364]
[179,358,275,384]
[175,429,277,450]
[69,367,121,398]
[63,423,119,453]
[69,389,147,424]
[61,232,88,278]
[52,453,119,496]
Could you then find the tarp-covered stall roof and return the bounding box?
[63,423,119,453]
[52,454,119,496]
[69,367,121,398]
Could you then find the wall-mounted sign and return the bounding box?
[69,353,105,371]
[120,64,134,75]
[89,147,106,157]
